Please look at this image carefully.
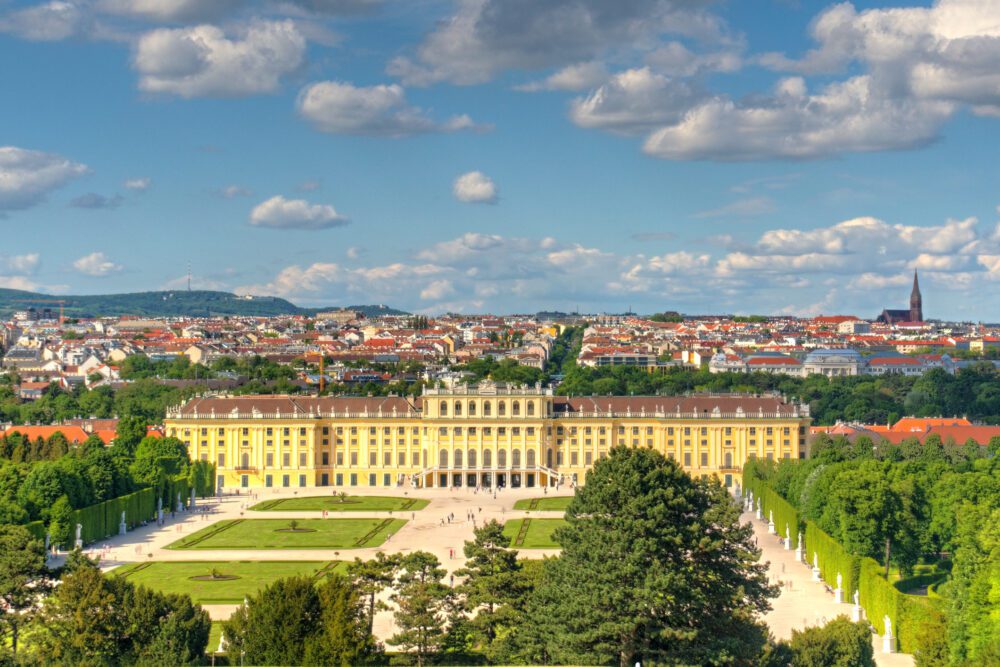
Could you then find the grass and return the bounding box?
[114,560,343,604]
[502,518,566,549]
[207,622,226,654]
[512,496,573,511]
[165,518,407,550]
[250,495,430,512]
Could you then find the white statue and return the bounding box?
[784,526,791,550]
[811,553,821,581]
[853,589,859,606]
[74,523,83,549]
[884,615,892,637]
[835,572,844,603]
[837,572,842,589]
[851,590,863,622]
[119,511,127,536]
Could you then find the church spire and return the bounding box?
[910,270,923,322]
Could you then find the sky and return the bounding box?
[0,0,998,319]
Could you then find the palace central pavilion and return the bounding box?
[165,381,811,491]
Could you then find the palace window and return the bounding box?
[512,401,520,416]
[283,453,290,467]
[469,402,476,416]
[266,453,274,466]
[526,402,535,416]
[454,401,462,416]
[369,452,376,466]
[440,401,448,416]
[484,402,492,416]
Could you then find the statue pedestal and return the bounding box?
[756,508,762,520]
[852,605,863,623]
[767,521,776,534]
[835,588,844,604]
[812,567,821,582]
[158,509,164,525]
[119,522,127,536]
[882,634,895,654]
[795,545,804,562]
[784,538,791,551]
[74,539,83,550]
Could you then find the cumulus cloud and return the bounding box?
[0,1,88,41]
[297,81,485,136]
[0,146,89,211]
[70,193,125,209]
[453,171,497,204]
[420,279,455,301]
[133,20,305,97]
[0,254,41,275]
[73,252,123,276]
[388,0,726,86]
[123,177,151,191]
[249,195,349,230]
[570,67,702,135]
[516,62,608,92]
[643,75,954,161]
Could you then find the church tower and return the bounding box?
[909,270,923,322]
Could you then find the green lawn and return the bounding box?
[114,560,343,604]
[207,622,226,654]
[250,495,429,512]
[513,496,574,511]
[503,518,566,549]
[165,518,407,550]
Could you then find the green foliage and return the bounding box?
[0,524,50,658]
[806,522,861,599]
[523,446,775,666]
[946,505,1000,664]
[34,559,210,665]
[389,551,453,667]
[129,436,189,487]
[786,616,875,667]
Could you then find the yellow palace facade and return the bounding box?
[164,382,811,491]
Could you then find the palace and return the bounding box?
[165,382,811,492]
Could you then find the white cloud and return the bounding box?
[218,185,253,198]
[0,276,42,291]
[643,75,954,161]
[100,0,247,22]
[73,252,124,277]
[569,67,702,135]
[645,41,741,76]
[693,196,776,219]
[388,0,727,86]
[0,1,87,41]
[249,195,349,230]
[453,171,497,204]
[517,62,608,92]
[297,81,485,136]
[420,279,455,301]
[0,254,41,275]
[124,177,151,191]
[133,20,305,98]
[0,146,89,211]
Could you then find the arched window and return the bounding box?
[483,401,491,416]
[527,401,535,416]
[439,449,449,468]
[546,449,553,468]
[468,402,476,416]
[512,449,521,467]
[440,401,448,416]
[724,452,733,468]
[526,449,535,466]
[240,453,250,468]
[483,449,492,467]
[468,449,477,467]
[512,401,520,416]
[454,401,462,416]
[498,401,506,416]
[454,449,463,468]
[498,449,507,467]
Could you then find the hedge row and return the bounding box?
[64,475,192,547]
[742,464,802,549]
[24,520,46,541]
[858,557,944,653]
[805,522,860,597]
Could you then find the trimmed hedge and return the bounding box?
[64,475,191,546]
[24,520,46,541]
[893,572,947,594]
[806,522,860,596]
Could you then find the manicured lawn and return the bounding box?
[250,495,429,512]
[207,622,226,655]
[165,518,407,550]
[114,560,343,604]
[513,496,574,511]
[502,518,566,549]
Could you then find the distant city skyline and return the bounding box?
[1,0,998,319]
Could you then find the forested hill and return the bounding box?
[0,288,408,318]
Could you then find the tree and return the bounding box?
[389,551,452,666]
[0,524,49,658]
[223,576,322,665]
[347,551,401,636]
[129,436,189,487]
[453,519,527,658]
[786,616,875,667]
[525,446,775,667]
[947,505,1000,664]
[114,415,148,458]
[304,574,379,666]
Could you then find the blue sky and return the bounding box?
[1,0,998,318]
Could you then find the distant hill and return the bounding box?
[0,288,408,318]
